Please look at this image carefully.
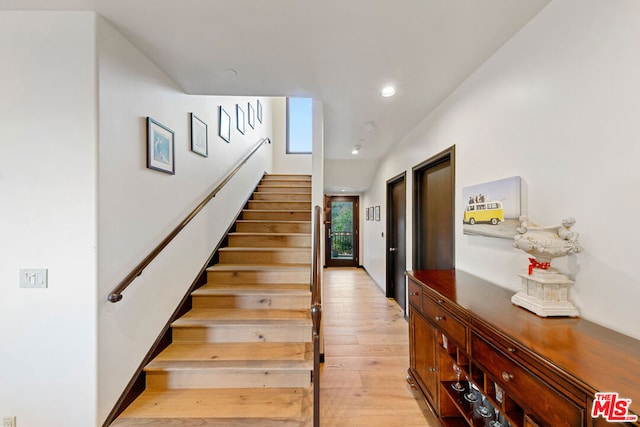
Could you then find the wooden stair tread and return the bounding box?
[193,287,311,296]
[145,359,312,371]
[112,418,310,426]
[229,232,311,236]
[114,388,311,419]
[235,220,311,224]
[173,308,312,323]
[218,247,310,252]
[197,283,309,291]
[242,209,311,212]
[151,342,312,361]
[206,264,310,272]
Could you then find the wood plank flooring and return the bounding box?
[320,267,439,426]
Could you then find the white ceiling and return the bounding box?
[1,0,549,189]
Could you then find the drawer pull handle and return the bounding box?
[429,367,436,373]
[409,292,419,296]
[437,299,445,304]
[435,315,445,322]
[507,347,516,353]
[501,371,514,382]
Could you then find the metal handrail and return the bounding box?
[107,137,271,303]
[310,205,323,427]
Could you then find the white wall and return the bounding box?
[272,97,313,174]
[96,17,274,423]
[324,159,378,193]
[363,0,640,341]
[0,12,98,427]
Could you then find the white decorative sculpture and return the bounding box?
[512,216,581,317]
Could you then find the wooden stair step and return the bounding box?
[175,308,311,322]
[171,309,312,343]
[218,247,311,265]
[261,174,311,181]
[228,232,311,248]
[112,388,312,426]
[258,179,312,188]
[255,185,311,193]
[151,342,312,362]
[192,288,311,310]
[247,201,311,210]
[252,192,311,201]
[241,210,311,221]
[144,342,312,389]
[235,220,311,233]
[206,264,310,285]
[199,282,310,291]
[145,348,312,389]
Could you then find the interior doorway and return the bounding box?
[413,146,455,270]
[386,173,407,315]
[325,196,359,267]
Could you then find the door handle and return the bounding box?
[389,247,397,252]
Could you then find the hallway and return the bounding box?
[320,268,438,426]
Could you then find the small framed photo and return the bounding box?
[190,113,208,157]
[236,104,245,135]
[257,99,263,124]
[147,117,175,175]
[248,102,255,129]
[365,208,370,221]
[375,206,380,221]
[219,106,230,143]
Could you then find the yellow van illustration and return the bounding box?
[464,201,504,225]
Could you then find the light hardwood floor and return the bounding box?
[320,268,439,426]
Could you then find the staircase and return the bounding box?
[112,174,314,426]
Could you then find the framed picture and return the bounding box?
[236,104,245,135]
[218,106,230,143]
[257,99,263,124]
[462,176,522,239]
[248,102,255,129]
[375,206,380,221]
[190,113,208,157]
[147,117,175,175]
[365,207,370,221]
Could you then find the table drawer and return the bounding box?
[472,333,583,427]
[422,295,466,349]
[408,280,421,310]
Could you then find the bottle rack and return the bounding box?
[437,333,523,427]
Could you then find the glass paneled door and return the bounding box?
[325,196,359,267]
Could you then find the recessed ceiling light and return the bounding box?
[351,145,361,155]
[364,121,376,132]
[381,86,396,97]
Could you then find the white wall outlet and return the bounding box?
[3,416,16,427]
[19,268,48,288]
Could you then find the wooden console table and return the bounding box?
[406,270,640,427]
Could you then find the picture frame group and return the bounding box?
[365,206,381,221]
[146,99,264,175]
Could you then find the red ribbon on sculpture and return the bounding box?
[528,258,551,275]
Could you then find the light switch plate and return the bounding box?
[3,416,16,427]
[19,269,48,288]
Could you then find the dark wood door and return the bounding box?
[325,196,359,267]
[386,174,406,313]
[413,147,455,270]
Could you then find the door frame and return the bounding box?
[385,172,406,304]
[324,195,360,267]
[412,146,455,270]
